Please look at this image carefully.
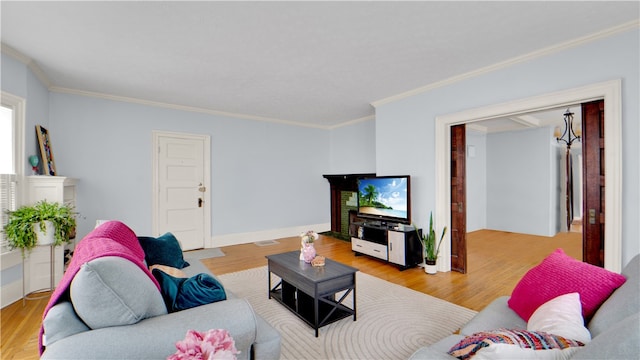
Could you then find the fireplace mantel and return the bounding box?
[323,173,375,234]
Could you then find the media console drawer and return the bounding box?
[351,237,388,261]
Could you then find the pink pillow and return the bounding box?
[508,248,626,321]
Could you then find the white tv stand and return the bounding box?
[351,221,422,270]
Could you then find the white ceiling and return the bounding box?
[1,1,638,129]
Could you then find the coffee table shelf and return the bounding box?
[270,284,353,328]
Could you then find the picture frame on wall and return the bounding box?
[36,125,56,176]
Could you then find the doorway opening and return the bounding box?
[435,80,622,273]
[463,105,585,273]
[467,105,584,233]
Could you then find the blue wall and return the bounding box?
[329,119,376,174]
[48,93,333,240]
[375,28,639,266]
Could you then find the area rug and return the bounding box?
[218,266,477,360]
[182,247,225,260]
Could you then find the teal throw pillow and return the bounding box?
[138,232,190,269]
[152,269,227,313]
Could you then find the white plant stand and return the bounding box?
[23,244,55,305]
[22,176,78,304]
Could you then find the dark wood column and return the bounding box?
[323,174,375,233]
[582,100,605,267]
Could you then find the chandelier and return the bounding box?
[554,108,581,232]
[554,109,581,148]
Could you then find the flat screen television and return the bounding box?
[357,175,411,224]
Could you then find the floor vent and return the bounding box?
[254,240,280,246]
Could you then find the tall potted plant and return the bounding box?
[417,212,447,274]
[3,200,76,256]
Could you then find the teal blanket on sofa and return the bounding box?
[152,269,227,312]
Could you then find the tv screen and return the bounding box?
[357,175,410,223]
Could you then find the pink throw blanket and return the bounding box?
[39,221,160,354]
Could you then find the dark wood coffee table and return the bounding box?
[266,251,358,337]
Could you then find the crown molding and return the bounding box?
[49,86,331,130]
[371,20,639,109]
[328,114,375,130]
[1,42,333,129]
[1,43,52,88]
[50,86,374,130]
[1,43,30,63]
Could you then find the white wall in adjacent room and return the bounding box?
[486,127,556,236]
[466,129,487,233]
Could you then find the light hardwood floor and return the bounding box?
[1,229,581,359]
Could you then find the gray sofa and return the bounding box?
[41,255,281,359]
[410,254,639,359]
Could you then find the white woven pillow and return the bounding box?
[527,292,591,344]
[474,343,580,360]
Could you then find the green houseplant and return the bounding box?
[3,200,76,255]
[416,212,447,274]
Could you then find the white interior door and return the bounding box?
[153,132,210,251]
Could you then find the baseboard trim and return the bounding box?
[1,281,23,309]
[211,223,331,248]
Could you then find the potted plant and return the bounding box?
[417,212,447,274]
[3,200,76,256]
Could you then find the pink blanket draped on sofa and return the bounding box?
[39,220,160,354]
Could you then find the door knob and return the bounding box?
[198,183,206,193]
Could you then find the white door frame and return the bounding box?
[435,79,622,272]
[152,130,212,247]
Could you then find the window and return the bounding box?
[1,106,15,173]
[1,92,25,253]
